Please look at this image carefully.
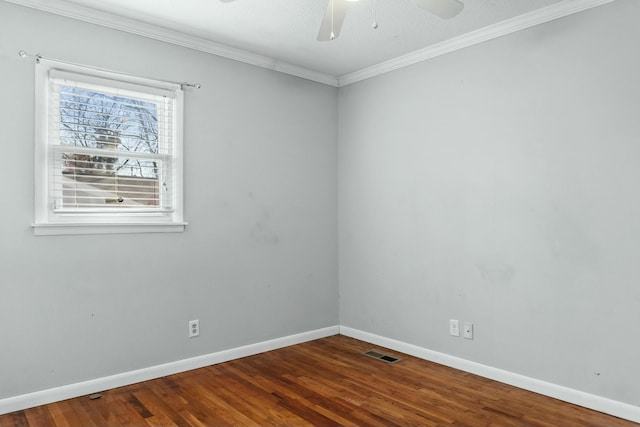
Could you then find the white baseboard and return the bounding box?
[339,326,640,423]
[4,324,639,423]
[0,325,339,416]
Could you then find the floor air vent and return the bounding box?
[363,350,401,364]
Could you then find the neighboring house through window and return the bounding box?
[33,58,185,235]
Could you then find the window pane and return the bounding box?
[58,153,165,209]
[58,86,159,157]
[54,86,166,209]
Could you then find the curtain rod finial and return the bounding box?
[18,50,42,62]
[180,82,201,90]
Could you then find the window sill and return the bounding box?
[32,222,187,236]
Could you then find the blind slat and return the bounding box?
[53,97,172,115]
[51,144,172,161]
[50,68,178,98]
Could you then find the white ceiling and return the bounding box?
[7,0,612,85]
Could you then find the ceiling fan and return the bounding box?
[220,0,464,41]
[317,0,464,41]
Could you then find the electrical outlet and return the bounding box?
[449,319,459,337]
[463,322,473,340]
[189,320,199,338]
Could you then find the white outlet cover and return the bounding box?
[189,320,199,338]
[463,323,473,339]
[449,319,460,337]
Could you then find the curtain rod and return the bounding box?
[18,50,202,90]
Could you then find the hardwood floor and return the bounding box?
[1,335,637,427]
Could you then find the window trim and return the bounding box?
[32,58,186,236]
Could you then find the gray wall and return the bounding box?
[0,2,338,399]
[339,0,640,406]
[2,0,639,410]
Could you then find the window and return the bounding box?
[33,59,185,235]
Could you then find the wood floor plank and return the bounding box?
[0,411,23,427]
[185,380,267,426]
[51,400,87,427]
[131,389,186,427]
[63,396,102,427]
[48,400,76,427]
[23,406,55,426]
[200,373,288,425]
[2,335,638,427]
[83,391,137,427]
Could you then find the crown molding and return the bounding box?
[2,0,340,87]
[338,0,616,86]
[4,0,615,88]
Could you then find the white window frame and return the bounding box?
[33,58,186,236]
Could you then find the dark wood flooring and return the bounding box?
[1,335,637,426]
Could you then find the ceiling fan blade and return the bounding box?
[317,0,349,41]
[415,0,464,19]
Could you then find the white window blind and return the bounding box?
[34,58,185,235]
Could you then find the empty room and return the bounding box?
[1,0,639,425]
